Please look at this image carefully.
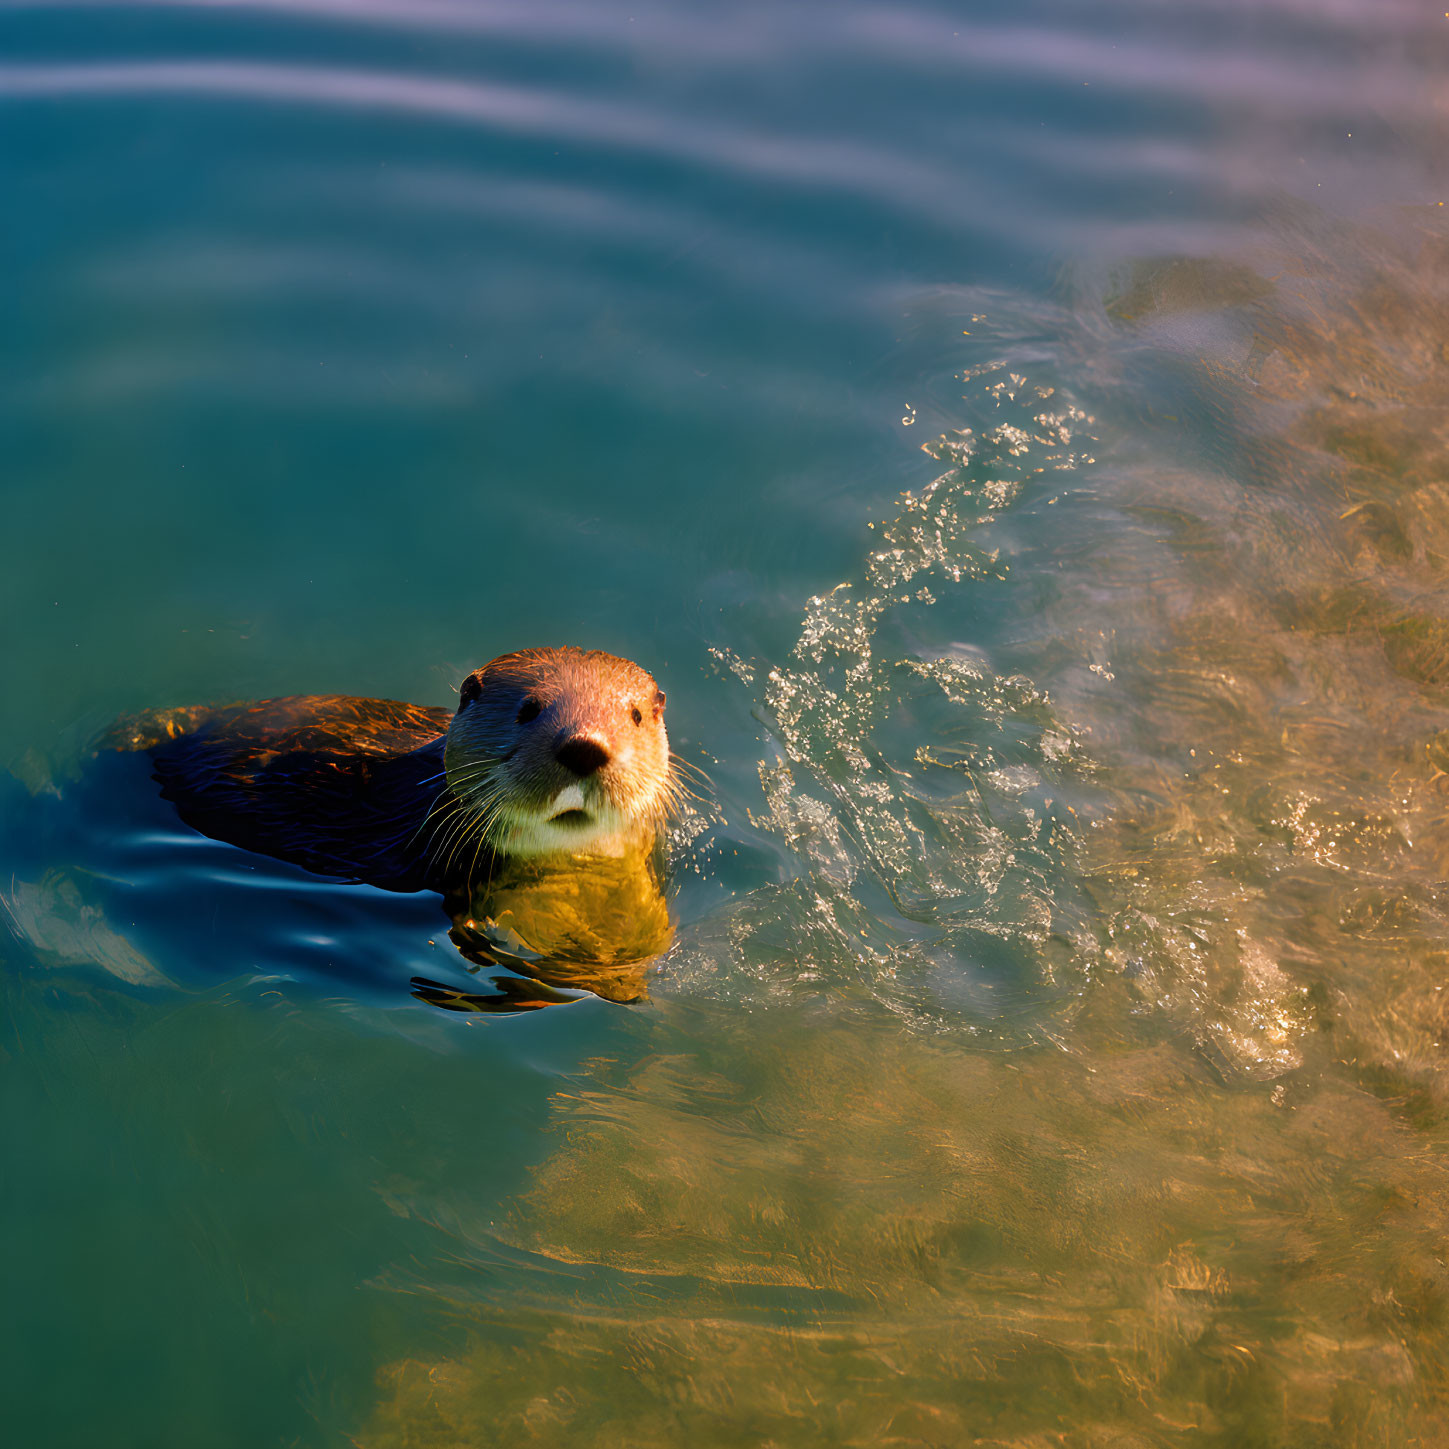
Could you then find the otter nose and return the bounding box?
[555,735,611,778]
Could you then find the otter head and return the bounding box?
[444,647,673,858]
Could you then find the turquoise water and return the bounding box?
[6,2,1449,1444]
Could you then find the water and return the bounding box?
[4,2,1449,1444]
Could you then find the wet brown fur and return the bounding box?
[100,648,676,896]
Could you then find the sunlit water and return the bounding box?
[5,2,1449,1445]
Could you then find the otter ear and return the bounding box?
[459,674,483,708]
[653,689,666,718]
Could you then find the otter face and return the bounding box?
[443,647,673,858]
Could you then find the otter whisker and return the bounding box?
[669,754,716,789]
[434,825,475,884]
[406,786,464,857]
[411,754,503,867]
[422,793,475,866]
[465,800,508,888]
[439,772,497,802]
[462,807,509,887]
[662,776,706,810]
[437,789,505,882]
[445,761,498,786]
[656,766,705,813]
[433,804,485,879]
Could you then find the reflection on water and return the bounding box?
[1072,217,1449,1095]
[6,0,1449,1443]
[355,221,1449,1445]
[434,843,674,1009]
[368,1012,1448,1446]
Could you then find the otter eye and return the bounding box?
[631,706,643,726]
[516,696,542,725]
[459,675,482,708]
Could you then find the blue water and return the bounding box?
[5,2,1449,1445]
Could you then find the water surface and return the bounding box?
[4,2,1449,1444]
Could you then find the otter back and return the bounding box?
[102,695,452,891]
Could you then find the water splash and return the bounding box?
[667,341,1099,1036]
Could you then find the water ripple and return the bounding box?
[0,60,1007,227]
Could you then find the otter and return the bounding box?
[101,648,681,1007]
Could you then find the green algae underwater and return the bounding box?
[341,221,1449,1447]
